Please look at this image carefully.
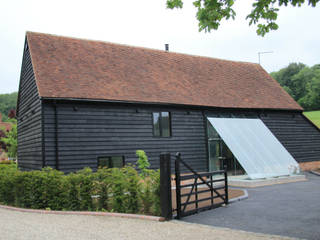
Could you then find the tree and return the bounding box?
[0,128,7,151]
[1,122,17,159]
[270,62,306,100]
[0,92,18,122]
[8,109,16,119]
[271,63,320,111]
[298,68,320,110]
[166,0,320,36]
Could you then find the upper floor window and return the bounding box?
[153,112,171,137]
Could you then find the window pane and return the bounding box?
[208,140,220,171]
[161,112,171,137]
[111,156,124,168]
[207,120,219,139]
[153,112,160,136]
[98,157,109,168]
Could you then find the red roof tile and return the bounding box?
[26,32,303,111]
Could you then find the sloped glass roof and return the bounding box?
[207,117,299,179]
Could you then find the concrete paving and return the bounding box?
[183,172,320,240]
[0,207,295,240]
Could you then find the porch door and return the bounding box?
[207,119,245,175]
[207,120,222,171]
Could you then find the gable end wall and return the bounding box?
[17,42,43,170]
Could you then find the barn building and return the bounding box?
[17,32,320,177]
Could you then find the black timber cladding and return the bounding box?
[17,42,42,170]
[40,100,320,173]
[205,109,320,164]
[261,112,320,163]
[42,102,208,173]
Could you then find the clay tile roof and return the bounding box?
[26,32,303,111]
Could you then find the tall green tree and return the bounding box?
[270,63,306,100]
[298,68,320,110]
[166,0,320,36]
[271,63,320,111]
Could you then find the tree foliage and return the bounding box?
[271,63,320,111]
[1,121,17,158]
[166,0,320,36]
[0,92,17,122]
[0,128,7,151]
[136,150,150,177]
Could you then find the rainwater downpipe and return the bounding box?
[54,102,59,170]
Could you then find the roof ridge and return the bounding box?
[26,31,260,66]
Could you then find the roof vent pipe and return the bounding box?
[165,44,169,52]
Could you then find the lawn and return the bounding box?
[303,110,320,128]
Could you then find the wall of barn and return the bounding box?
[261,112,320,163]
[42,102,208,173]
[40,101,320,173]
[205,109,320,164]
[17,42,43,170]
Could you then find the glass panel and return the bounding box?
[208,140,221,171]
[153,112,160,136]
[98,157,109,168]
[110,156,124,168]
[207,117,300,179]
[207,120,219,139]
[161,112,170,137]
[222,142,245,176]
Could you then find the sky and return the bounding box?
[0,0,319,94]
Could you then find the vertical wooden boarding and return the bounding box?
[175,152,182,219]
[160,153,172,220]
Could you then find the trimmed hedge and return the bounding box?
[0,163,160,215]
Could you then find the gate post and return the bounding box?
[175,152,182,219]
[224,164,229,204]
[160,153,172,220]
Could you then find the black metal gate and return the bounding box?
[173,153,228,219]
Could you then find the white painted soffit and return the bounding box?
[207,117,299,179]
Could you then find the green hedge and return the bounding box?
[0,163,160,215]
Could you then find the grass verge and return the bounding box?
[303,110,320,129]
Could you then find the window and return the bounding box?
[98,156,125,168]
[153,112,171,137]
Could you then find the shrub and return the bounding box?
[93,168,112,211]
[135,150,161,215]
[77,168,94,211]
[66,172,82,210]
[0,159,14,165]
[0,164,17,205]
[0,156,161,216]
[121,166,140,213]
[140,170,160,215]
[136,150,150,177]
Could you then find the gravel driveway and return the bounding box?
[0,207,295,240]
[183,172,320,240]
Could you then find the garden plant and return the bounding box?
[0,150,160,216]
